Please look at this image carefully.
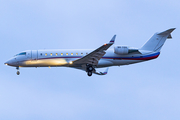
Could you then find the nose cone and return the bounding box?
[4,58,17,66]
[4,60,10,66]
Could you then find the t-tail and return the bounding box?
[140,28,175,52]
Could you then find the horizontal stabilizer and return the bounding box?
[157,28,176,36]
[167,34,172,39]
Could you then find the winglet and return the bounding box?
[109,35,116,44]
[94,68,109,75]
[102,68,109,75]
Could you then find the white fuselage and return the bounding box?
[5,49,160,68]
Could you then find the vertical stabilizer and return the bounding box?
[141,28,175,52]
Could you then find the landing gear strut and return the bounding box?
[86,64,94,77]
[16,67,20,75]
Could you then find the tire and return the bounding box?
[88,66,93,71]
[17,71,20,75]
[87,71,92,76]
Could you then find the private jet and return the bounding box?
[5,28,175,76]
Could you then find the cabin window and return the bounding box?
[56,53,58,56]
[40,53,42,56]
[61,53,63,55]
[86,52,88,55]
[45,53,47,56]
[50,53,52,56]
[81,53,83,55]
[66,53,68,55]
[76,53,78,55]
[71,53,73,55]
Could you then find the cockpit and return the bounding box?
[14,52,26,56]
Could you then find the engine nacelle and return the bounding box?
[114,46,129,55]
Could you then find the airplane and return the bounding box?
[4,28,175,76]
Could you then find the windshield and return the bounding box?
[14,52,26,56]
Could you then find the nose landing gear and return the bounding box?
[17,71,20,75]
[16,67,20,75]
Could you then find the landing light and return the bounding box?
[5,63,8,65]
[69,61,73,64]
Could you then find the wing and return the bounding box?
[72,35,116,66]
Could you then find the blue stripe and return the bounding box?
[103,52,160,59]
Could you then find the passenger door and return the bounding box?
[31,50,38,60]
[26,50,31,59]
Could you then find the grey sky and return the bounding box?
[0,0,180,120]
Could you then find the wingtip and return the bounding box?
[113,35,116,39]
[103,68,109,75]
[109,35,116,44]
[94,68,109,75]
[169,28,176,32]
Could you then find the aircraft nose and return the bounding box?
[5,58,18,66]
[4,60,10,66]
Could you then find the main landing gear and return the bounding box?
[87,71,92,76]
[86,64,94,77]
[16,67,20,75]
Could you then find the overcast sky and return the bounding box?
[0,0,180,120]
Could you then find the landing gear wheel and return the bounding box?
[17,71,20,75]
[88,66,93,71]
[87,71,92,76]
[87,64,94,71]
[86,64,94,76]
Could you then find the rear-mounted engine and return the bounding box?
[114,46,140,55]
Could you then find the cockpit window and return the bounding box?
[15,52,26,56]
[19,52,26,55]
